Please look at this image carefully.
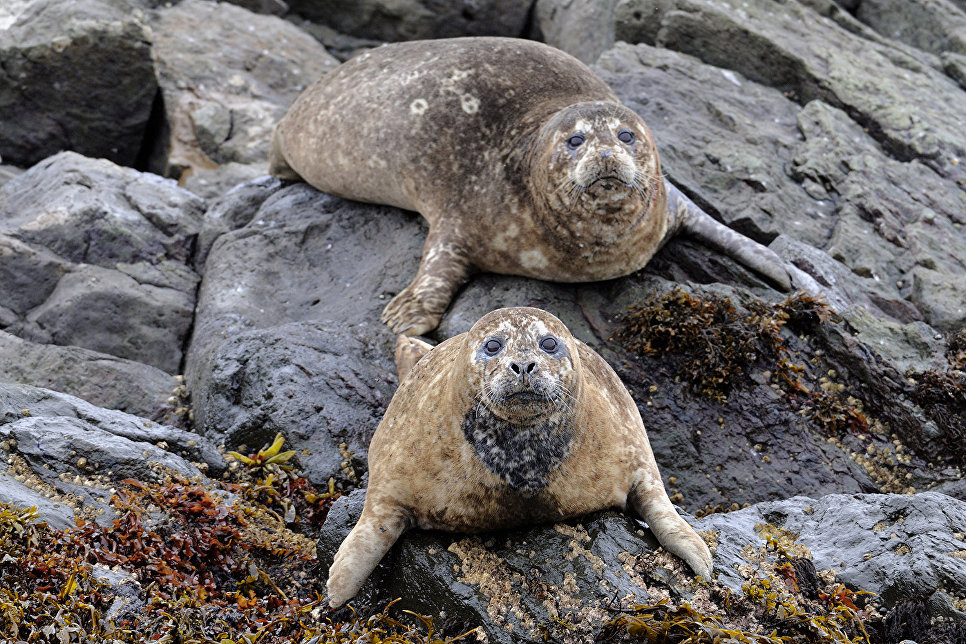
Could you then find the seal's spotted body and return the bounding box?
[326,308,713,607]
[270,37,792,334]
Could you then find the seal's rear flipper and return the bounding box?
[394,334,435,384]
[381,224,473,335]
[665,180,792,291]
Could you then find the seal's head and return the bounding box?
[462,307,581,424]
[530,102,662,237]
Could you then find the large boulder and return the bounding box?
[0,0,156,167]
[0,152,204,372]
[185,184,423,484]
[146,0,338,195]
[285,0,533,42]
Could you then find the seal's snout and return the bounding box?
[600,148,611,159]
[509,360,537,380]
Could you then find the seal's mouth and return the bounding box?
[504,391,545,402]
[588,175,633,192]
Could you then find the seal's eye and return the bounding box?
[567,133,585,148]
[539,337,558,353]
[483,338,503,355]
[617,129,635,144]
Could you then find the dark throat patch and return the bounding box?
[461,405,574,494]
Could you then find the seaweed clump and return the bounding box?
[598,524,873,644]
[612,289,868,435]
[0,433,477,643]
[903,330,966,466]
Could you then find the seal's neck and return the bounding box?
[461,406,574,495]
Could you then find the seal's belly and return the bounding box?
[413,475,627,533]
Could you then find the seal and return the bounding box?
[326,307,713,607]
[270,37,792,335]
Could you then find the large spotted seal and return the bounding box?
[326,307,713,607]
[270,37,792,335]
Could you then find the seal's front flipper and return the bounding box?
[666,180,792,291]
[381,226,472,335]
[628,465,713,580]
[327,503,412,608]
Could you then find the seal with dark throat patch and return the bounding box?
[326,307,713,608]
[270,37,794,335]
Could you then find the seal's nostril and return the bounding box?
[600,149,611,159]
[510,362,521,375]
[525,362,536,374]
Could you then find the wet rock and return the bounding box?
[285,0,533,43]
[147,0,337,183]
[0,0,156,167]
[0,152,203,371]
[0,331,183,425]
[0,470,77,530]
[318,490,686,644]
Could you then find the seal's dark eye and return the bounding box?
[539,337,558,353]
[618,129,635,144]
[567,133,585,148]
[483,339,503,355]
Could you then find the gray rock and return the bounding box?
[0,163,23,188]
[189,321,396,486]
[532,0,617,64]
[195,175,284,270]
[0,0,156,167]
[634,0,965,184]
[318,490,692,644]
[0,382,224,526]
[855,0,966,57]
[594,43,830,250]
[282,16,382,62]
[593,41,964,332]
[222,0,288,17]
[185,184,422,483]
[943,51,966,88]
[0,152,203,371]
[698,492,966,607]
[0,470,77,530]
[0,331,183,425]
[0,383,224,470]
[21,264,194,373]
[147,0,337,182]
[285,0,532,42]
